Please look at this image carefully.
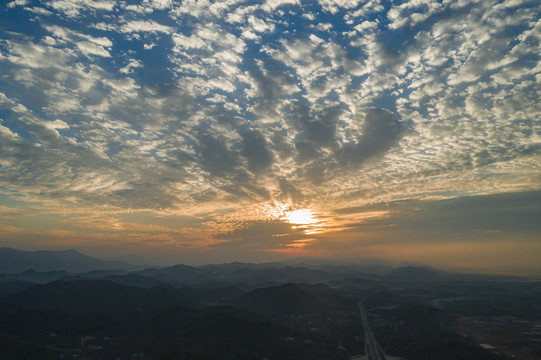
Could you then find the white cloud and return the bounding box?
[0,123,19,139]
[3,41,71,69]
[225,5,259,23]
[354,20,378,33]
[318,0,360,14]
[144,0,172,10]
[387,0,443,29]
[90,22,117,32]
[241,30,261,41]
[0,0,539,220]
[45,25,113,48]
[124,4,153,14]
[7,0,28,8]
[302,12,315,21]
[261,0,299,12]
[120,20,174,33]
[312,23,333,31]
[247,15,275,33]
[44,25,113,54]
[45,0,116,17]
[170,0,242,19]
[172,33,207,50]
[76,41,111,57]
[24,6,54,15]
[119,59,143,74]
[345,0,383,19]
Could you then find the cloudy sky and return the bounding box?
[0,0,540,273]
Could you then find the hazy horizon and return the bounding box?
[3,245,541,277]
[0,0,540,276]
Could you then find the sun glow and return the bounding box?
[282,209,319,225]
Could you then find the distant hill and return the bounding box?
[0,269,72,284]
[226,264,351,284]
[242,266,339,284]
[139,263,351,287]
[382,266,450,282]
[0,247,134,273]
[382,266,528,283]
[2,280,199,312]
[137,263,215,285]
[178,285,245,303]
[101,273,167,289]
[0,280,35,297]
[236,283,323,315]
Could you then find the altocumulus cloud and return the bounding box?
[0,0,540,264]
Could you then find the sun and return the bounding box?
[282,209,319,225]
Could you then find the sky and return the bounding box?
[0,0,540,274]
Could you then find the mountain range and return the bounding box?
[1,247,538,360]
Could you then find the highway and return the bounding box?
[358,301,387,360]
